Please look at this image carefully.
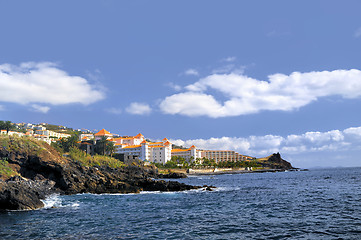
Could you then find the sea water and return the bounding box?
[0,168,360,239]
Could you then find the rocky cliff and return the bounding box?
[0,136,200,210]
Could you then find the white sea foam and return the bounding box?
[41,194,62,209]
[212,186,240,192]
[41,194,80,209]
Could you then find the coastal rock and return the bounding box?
[0,139,199,210]
[158,172,187,179]
[260,153,294,170]
[0,177,56,210]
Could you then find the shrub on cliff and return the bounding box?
[0,135,48,156]
[0,159,18,179]
[68,147,125,169]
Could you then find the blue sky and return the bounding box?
[1,0,361,168]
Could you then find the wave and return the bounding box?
[41,194,79,209]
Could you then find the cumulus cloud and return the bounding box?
[221,56,236,62]
[126,102,152,115]
[184,69,199,76]
[105,107,122,115]
[31,104,50,113]
[170,126,361,167]
[160,69,361,118]
[166,82,182,91]
[0,62,105,111]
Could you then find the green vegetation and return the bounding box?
[217,160,261,168]
[0,120,14,134]
[94,136,116,156]
[172,144,187,149]
[0,135,47,156]
[69,147,125,168]
[51,133,123,168]
[155,155,261,169]
[51,133,79,153]
[44,124,76,135]
[0,158,18,179]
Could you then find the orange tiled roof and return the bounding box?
[171,149,190,152]
[162,138,168,141]
[122,145,141,149]
[141,140,147,144]
[190,145,196,149]
[135,133,144,138]
[94,129,112,136]
[149,142,163,145]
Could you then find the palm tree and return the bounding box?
[106,141,116,157]
[95,136,108,155]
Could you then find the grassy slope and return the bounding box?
[0,135,125,180]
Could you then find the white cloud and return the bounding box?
[105,107,122,115]
[170,126,361,168]
[221,56,236,62]
[166,82,182,91]
[212,64,246,75]
[126,102,152,115]
[160,69,361,118]
[31,104,50,113]
[184,69,199,76]
[354,27,361,38]
[0,62,105,112]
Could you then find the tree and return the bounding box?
[0,121,13,134]
[95,136,115,156]
[53,133,79,152]
[106,141,116,157]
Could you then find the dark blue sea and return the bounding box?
[1,168,360,239]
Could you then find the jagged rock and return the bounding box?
[158,172,187,179]
[0,139,199,210]
[260,153,294,170]
[0,177,56,210]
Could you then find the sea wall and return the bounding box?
[188,168,248,175]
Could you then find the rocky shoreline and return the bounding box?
[0,138,293,211]
[0,141,207,211]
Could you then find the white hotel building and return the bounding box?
[115,136,172,164]
[91,129,252,164]
[171,145,202,161]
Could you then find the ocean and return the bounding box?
[1,168,360,239]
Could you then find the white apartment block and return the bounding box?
[171,146,252,163]
[35,130,71,139]
[0,130,25,137]
[171,145,202,161]
[113,133,145,147]
[116,137,172,164]
[34,125,46,131]
[201,150,252,163]
[79,133,95,141]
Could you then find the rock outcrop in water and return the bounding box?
[258,152,294,170]
[0,136,200,210]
